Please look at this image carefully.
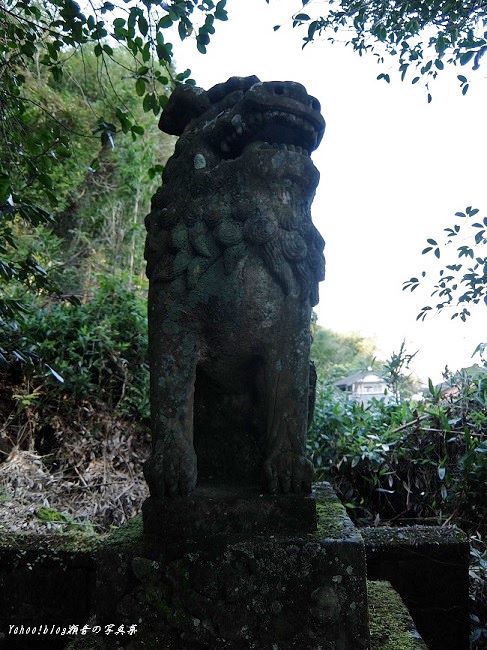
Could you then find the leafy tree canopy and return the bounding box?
[1,0,227,323]
[278,0,487,97]
[404,206,487,322]
[311,319,376,381]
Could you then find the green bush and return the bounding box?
[2,273,149,418]
[309,372,487,643]
[309,372,487,531]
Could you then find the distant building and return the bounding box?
[335,369,389,406]
[437,364,487,399]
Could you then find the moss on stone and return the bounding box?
[312,483,360,541]
[0,527,100,554]
[368,580,427,650]
[99,515,144,551]
[362,525,467,549]
[314,499,349,538]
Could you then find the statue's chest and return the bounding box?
[193,255,306,358]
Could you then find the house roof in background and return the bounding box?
[335,370,386,388]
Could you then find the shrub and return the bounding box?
[1,273,149,419]
[309,371,487,645]
[309,371,487,531]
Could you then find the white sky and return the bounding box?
[172,0,487,383]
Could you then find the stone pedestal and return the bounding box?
[96,483,370,649]
[142,484,318,538]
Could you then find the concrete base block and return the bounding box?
[363,525,470,650]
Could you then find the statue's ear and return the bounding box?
[158,84,210,136]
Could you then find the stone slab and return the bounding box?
[363,525,470,650]
[142,484,318,538]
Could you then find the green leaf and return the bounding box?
[374,24,386,41]
[460,51,475,65]
[0,174,11,203]
[143,93,154,112]
[138,15,149,37]
[159,15,173,29]
[50,66,62,82]
[215,0,228,20]
[135,78,146,96]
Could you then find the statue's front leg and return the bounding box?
[263,324,314,495]
[144,301,198,497]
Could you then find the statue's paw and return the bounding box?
[164,445,197,497]
[145,444,197,498]
[264,451,313,495]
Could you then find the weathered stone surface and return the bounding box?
[143,76,326,500]
[0,485,375,649]
[95,483,369,649]
[363,525,470,650]
[0,532,97,649]
[143,484,318,539]
[368,581,427,650]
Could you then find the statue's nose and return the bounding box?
[260,81,321,112]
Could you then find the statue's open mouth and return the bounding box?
[218,109,321,160]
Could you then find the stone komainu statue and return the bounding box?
[144,76,325,497]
